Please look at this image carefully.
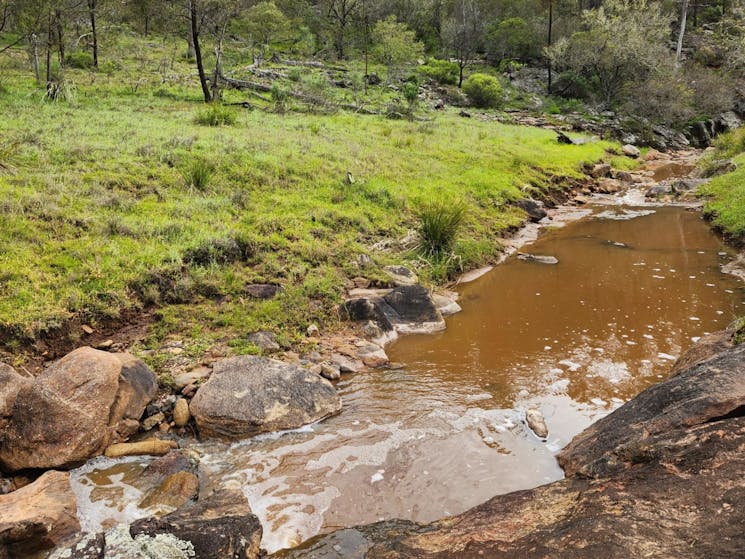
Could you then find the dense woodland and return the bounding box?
[1,0,745,126]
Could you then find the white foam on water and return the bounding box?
[658,352,677,361]
[559,359,581,371]
[70,456,152,533]
[586,360,631,384]
[370,470,385,484]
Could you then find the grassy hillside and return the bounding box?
[699,130,745,241]
[0,33,615,367]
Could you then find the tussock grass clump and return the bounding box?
[180,158,214,191]
[415,199,467,257]
[194,103,237,126]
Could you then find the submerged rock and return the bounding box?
[0,470,79,557]
[189,356,341,439]
[517,252,559,265]
[0,348,157,472]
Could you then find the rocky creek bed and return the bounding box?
[1,148,745,558]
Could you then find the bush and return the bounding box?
[415,199,467,257]
[180,158,213,191]
[418,58,459,85]
[401,81,419,111]
[271,82,290,112]
[194,103,237,126]
[462,74,504,108]
[67,51,95,69]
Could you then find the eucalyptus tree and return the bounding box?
[442,0,485,87]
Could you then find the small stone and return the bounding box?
[244,283,282,299]
[159,422,171,433]
[320,363,341,381]
[81,324,94,335]
[622,144,641,158]
[166,347,184,355]
[361,320,383,339]
[383,265,418,287]
[138,471,199,511]
[356,344,389,368]
[173,367,211,390]
[104,439,177,458]
[352,276,371,289]
[307,324,320,337]
[173,398,190,428]
[142,412,165,431]
[96,339,114,350]
[331,353,365,373]
[526,408,549,439]
[358,254,373,268]
[246,331,280,352]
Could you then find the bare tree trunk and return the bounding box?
[31,33,41,83]
[46,12,53,87]
[88,0,98,68]
[189,0,211,102]
[547,0,553,94]
[55,10,65,69]
[676,0,690,66]
[211,35,224,102]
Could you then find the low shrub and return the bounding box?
[180,157,213,191]
[194,103,237,126]
[418,58,459,85]
[462,73,504,108]
[67,51,95,69]
[415,199,467,257]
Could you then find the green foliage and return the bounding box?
[232,0,289,48]
[180,157,214,191]
[401,81,419,111]
[271,81,290,112]
[67,51,95,70]
[418,58,459,85]
[194,103,237,126]
[462,73,504,108]
[415,199,467,257]
[373,16,425,82]
[486,17,540,63]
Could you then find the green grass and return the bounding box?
[0,32,616,363]
[698,128,745,241]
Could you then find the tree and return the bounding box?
[373,15,424,81]
[233,1,289,52]
[442,0,485,87]
[324,0,358,59]
[548,0,672,106]
[88,0,100,68]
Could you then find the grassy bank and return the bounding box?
[699,129,745,241]
[0,35,615,368]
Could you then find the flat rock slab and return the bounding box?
[341,285,445,336]
[0,470,80,557]
[190,356,341,439]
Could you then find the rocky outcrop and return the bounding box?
[0,348,157,472]
[273,338,745,558]
[189,356,342,439]
[0,470,79,557]
[341,285,446,338]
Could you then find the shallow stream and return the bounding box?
[71,203,745,554]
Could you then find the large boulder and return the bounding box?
[130,488,262,559]
[557,343,745,478]
[0,365,31,431]
[189,356,341,439]
[0,347,157,472]
[0,470,79,557]
[273,337,745,559]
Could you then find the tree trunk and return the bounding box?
[88,0,98,68]
[458,62,464,88]
[547,0,553,94]
[46,11,53,87]
[189,0,211,103]
[31,33,41,83]
[676,0,690,65]
[211,40,223,102]
[55,10,65,69]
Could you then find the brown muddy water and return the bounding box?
[70,204,745,554]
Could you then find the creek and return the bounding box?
[70,202,745,554]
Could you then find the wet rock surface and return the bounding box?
[0,470,79,557]
[273,340,745,558]
[0,348,157,472]
[189,356,342,439]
